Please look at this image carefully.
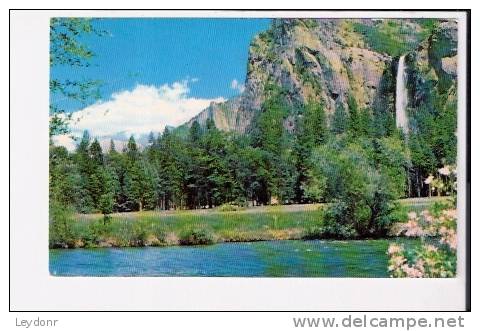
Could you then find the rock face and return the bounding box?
[428,21,458,92]
[184,18,457,134]
[243,19,392,117]
[186,97,252,133]
[408,20,458,108]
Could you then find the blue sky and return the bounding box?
[51,18,271,149]
[51,18,271,113]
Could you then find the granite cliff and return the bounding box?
[185,18,457,134]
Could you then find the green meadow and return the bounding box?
[50,197,447,249]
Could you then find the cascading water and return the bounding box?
[395,55,409,135]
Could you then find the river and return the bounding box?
[49,239,420,277]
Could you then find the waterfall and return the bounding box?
[395,55,409,135]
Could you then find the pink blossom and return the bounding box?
[389,255,406,269]
[439,226,457,250]
[438,166,451,176]
[388,244,403,255]
[407,211,418,221]
[403,220,425,237]
[401,264,424,278]
[442,209,457,220]
[421,210,435,223]
[424,175,434,184]
[415,259,425,273]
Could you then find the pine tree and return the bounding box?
[331,103,348,134]
[347,94,360,134]
[252,85,296,203]
[105,140,127,211]
[49,145,83,208]
[73,130,95,212]
[109,139,116,154]
[124,159,157,211]
[293,101,327,202]
[126,135,139,161]
[189,120,202,146]
[301,101,327,146]
[76,130,91,167]
[202,119,234,207]
[89,138,104,167]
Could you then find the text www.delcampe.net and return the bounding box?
[292,315,465,330]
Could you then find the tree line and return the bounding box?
[50,83,456,219]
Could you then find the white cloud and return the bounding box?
[53,80,225,150]
[51,134,77,152]
[230,79,245,94]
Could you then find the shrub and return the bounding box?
[306,138,403,238]
[430,199,455,217]
[131,220,150,246]
[303,174,327,202]
[49,202,77,248]
[389,202,409,223]
[80,219,112,247]
[99,192,114,224]
[301,226,325,240]
[321,202,359,239]
[179,227,216,245]
[152,227,167,243]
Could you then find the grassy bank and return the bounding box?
[50,198,449,249]
[50,204,326,248]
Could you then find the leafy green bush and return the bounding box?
[79,219,112,247]
[131,220,150,246]
[179,227,216,245]
[321,202,361,239]
[389,203,409,223]
[430,200,455,217]
[99,192,114,224]
[305,136,405,238]
[49,202,77,248]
